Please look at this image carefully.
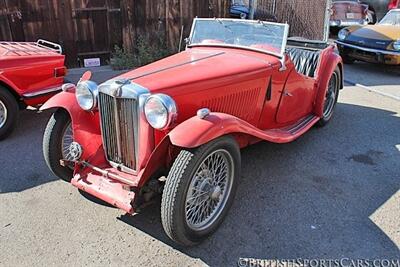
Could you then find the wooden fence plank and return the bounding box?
[1,0,230,66]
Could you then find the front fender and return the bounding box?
[41,91,104,163]
[0,75,22,96]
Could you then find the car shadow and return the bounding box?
[0,109,57,193]
[0,98,398,265]
[118,102,400,266]
[0,69,126,194]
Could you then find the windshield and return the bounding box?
[188,18,289,57]
[379,11,400,26]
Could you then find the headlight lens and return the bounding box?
[144,94,177,130]
[393,40,400,51]
[76,81,98,111]
[338,29,349,41]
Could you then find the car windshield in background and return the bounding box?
[189,18,289,57]
[379,10,400,25]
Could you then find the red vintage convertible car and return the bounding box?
[0,40,66,140]
[42,18,343,246]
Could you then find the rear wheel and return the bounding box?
[0,88,19,141]
[161,136,240,246]
[43,108,74,182]
[317,67,340,127]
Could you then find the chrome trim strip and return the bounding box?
[127,52,225,80]
[336,40,400,56]
[22,86,62,98]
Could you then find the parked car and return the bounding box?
[330,0,370,29]
[41,17,343,246]
[230,0,249,19]
[229,0,277,21]
[336,9,400,65]
[0,40,66,140]
[361,0,399,23]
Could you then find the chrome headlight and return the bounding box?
[76,80,98,111]
[338,29,349,41]
[393,40,400,51]
[144,94,177,130]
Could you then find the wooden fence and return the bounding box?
[0,0,229,67]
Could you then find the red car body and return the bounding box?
[42,16,343,245]
[42,45,343,213]
[0,41,66,106]
[0,40,66,139]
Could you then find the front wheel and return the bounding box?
[317,67,340,127]
[161,136,241,246]
[43,108,74,182]
[0,88,19,141]
[339,49,355,64]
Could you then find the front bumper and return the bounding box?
[330,19,368,27]
[336,40,400,65]
[72,172,136,214]
[68,159,141,214]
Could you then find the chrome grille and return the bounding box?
[99,92,137,171]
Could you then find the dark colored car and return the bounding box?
[230,0,249,19]
[336,9,400,65]
[229,0,277,22]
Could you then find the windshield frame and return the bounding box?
[187,18,290,59]
[379,10,400,26]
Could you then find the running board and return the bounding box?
[262,115,320,143]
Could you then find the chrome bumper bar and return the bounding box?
[335,40,400,56]
[330,20,367,27]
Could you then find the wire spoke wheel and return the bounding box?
[185,149,234,231]
[323,72,338,119]
[0,99,7,128]
[61,122,74,168]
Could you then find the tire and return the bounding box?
[317,67,340,127]
[161,136,241,246]
[341,53,355,64]
[367,9,376,24]
[330,27,340,36]
[43,108,74,182]
[0,88,19,141]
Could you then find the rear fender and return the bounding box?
[41,91,103,161]
[313,50,343,117]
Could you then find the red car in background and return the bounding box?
[330,0,370,29]
[0,40,66,140]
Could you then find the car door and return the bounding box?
[275,68,317,124]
